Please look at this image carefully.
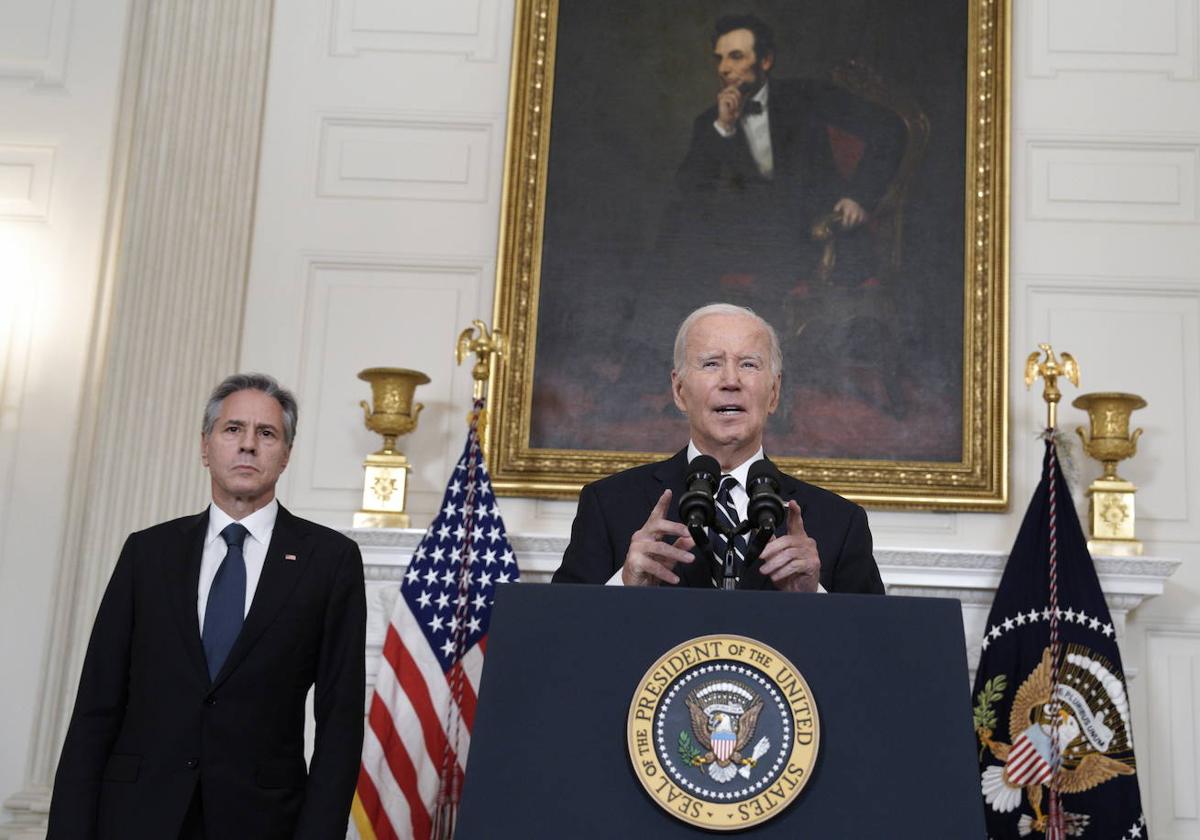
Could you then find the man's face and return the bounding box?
[201,388,291,509]
[714,28,773,93]
[671,313,780,459]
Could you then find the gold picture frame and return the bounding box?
[487,0,1009,510]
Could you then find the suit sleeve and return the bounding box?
[294,539,366,840]
[553,483,621,585]
[675,111,762,193]
[831,505,885,595]
[47,536,137,840]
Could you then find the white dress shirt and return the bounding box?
[713,82,774,178]
[197,498,278,628]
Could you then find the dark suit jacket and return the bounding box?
[48,504,366,840]
[552,449,884,594]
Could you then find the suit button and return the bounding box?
[203,696,216,706]
[185,758,199,769]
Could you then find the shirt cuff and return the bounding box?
[816,582,827,594]
[606,568,625,586]
[712,120,737,138]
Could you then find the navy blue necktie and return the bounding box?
[203,523,248,680]
[712,476,748,587]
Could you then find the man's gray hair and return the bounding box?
[672,303,783,379]
[202,373,298,446]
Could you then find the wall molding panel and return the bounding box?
[329,0,501,62]
[317,114,496,203]
[0,0,74,87]
[1027,138,1200,223]
[1144,624,1200,836]
[1029,0,1199,79]
[0,277,35,590]
[0,144,54,220]
[286,253,490,525]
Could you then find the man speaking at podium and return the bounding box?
[553,303,883,594]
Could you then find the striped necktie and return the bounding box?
[711,475,748,588]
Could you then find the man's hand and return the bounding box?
[756,500,821,592]
[716,84,745,133]
[622,490,697,586]
[833,197,867,229]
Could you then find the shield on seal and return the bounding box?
[1006,724,1054,786]
[713,729,736,763]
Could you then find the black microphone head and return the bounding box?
[746,459,780,493]
[686,455,721,487]
[746,459,784,531]
[680,455,721,528]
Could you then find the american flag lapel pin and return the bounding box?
[284,553,297,562]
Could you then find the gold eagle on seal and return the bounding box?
[684,681,769,784]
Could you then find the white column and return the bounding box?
[2,0,273,834]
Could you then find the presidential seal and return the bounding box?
[626,635,819,831]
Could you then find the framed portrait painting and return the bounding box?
[487,0,1009,509]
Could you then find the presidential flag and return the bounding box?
[353,401,518,840]
[972,438,1146,840]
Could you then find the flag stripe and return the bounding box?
[352,771,395,840]
[373,651,447,805]
[448,659,479,731]
[367,693,433,839]
[381,605,475,771]
[383,624,458,769]
[362,702,427,840]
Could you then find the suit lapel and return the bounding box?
[167,510,211,680]
[651,448,689,514]
[211,504,311,688]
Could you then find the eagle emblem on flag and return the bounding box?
[682,681,770,784]
[977,646,1136,834]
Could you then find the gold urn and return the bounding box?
[353,367,431,528]
[1073,392,1147,556]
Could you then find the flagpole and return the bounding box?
[428,323,507,840]
[1025,343,1080,840]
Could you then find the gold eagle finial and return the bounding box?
[1024,343,1080,430]
[455,320,505,426]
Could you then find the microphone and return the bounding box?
[746,460,784,533]
[678,455,721,530]
[745,460,785,568]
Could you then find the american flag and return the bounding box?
[352,405,518,840]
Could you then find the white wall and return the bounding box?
[0,0,130,814]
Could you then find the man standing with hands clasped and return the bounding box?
[553,303,884,594]
[49,373,366,840]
